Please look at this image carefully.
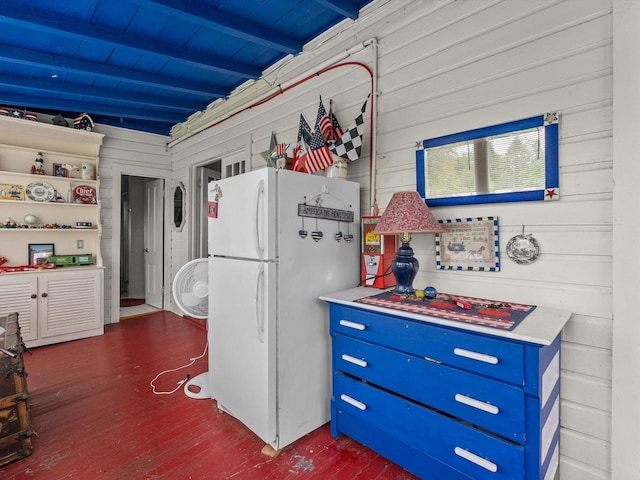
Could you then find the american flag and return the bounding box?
[317,97,333,142]
[306,121,334,173]
[275,143,286,156]
[292,114,311,172]
[329,95,369,162]
[326,100,344,142]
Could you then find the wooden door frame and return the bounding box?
[110,163,170,323]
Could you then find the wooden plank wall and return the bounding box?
[167,1,613,478]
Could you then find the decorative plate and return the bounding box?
[506,234,540,264]
[26,181,55,202]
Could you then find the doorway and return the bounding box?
[194,160,222,259]
[120,174,165,316]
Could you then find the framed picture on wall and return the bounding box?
[29,243,55,266]
[435,217,500,271]
[52,163,68,177]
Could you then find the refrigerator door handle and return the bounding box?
[254,179,265,259]
[255,263,265,343]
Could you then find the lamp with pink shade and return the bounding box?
[373,191,443,295]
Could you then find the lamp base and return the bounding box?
[391,241,419,295]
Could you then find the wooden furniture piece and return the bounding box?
[0,268,103,348]
[0,115,104,347]
[321,287,571,480]
[0,312,32,467]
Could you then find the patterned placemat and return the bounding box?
[356,291,536,331]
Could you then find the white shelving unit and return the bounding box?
[0,115,105,347]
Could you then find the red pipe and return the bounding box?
[195,61,375,201]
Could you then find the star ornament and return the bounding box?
[544,188,559,200]
[261,132,289,169]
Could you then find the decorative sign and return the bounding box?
[0,183,24,201]
[73,185,97,204]
[435,217,500,271]
[208,201,218,218]
[298,204,354,223]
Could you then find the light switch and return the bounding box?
[77,240,84,249]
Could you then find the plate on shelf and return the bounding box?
[26,181,55,202]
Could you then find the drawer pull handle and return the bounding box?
[455,394,499,414]
[341,354,368,368]
[340,394,367,410]
[453,348,498,365]
[454,446,498,472]
[339,320,366,331]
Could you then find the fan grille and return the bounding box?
[172,258,209,319]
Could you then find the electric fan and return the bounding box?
[173,258,209,319]
[171,258,210,399]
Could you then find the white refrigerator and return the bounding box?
[207,168,360,450]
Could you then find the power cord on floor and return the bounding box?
[150,341,208,395]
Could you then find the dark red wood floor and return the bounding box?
[2,311,418,480]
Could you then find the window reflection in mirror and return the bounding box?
[416,113,559,206]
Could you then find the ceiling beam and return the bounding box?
[132,0,302,54]
[0,75,202,113]
[0,94,185,124]
[311,0,360,20]
[0,0,261,79]
[0,44,228,98]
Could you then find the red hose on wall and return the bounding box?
[194,61,375,204]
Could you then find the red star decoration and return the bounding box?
[545,188,558,200]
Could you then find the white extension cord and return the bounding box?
[150,341,208,395]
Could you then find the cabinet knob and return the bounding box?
[41,292,48,298]
[31,294,37,299]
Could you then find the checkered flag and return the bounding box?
[329,95,369,162]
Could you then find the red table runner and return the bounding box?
[356,291,536,331]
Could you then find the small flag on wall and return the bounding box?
[305,121,334,173]
[317,96,332,142]
[303,98,335,173]
[292,114,312,172]
[329,95,369,162]
[326,99,344,142]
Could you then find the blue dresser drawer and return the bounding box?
[330,304,524,385]
[334,373,524,480]
[333,334,526,443]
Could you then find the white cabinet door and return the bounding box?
[39,269,103,340]
[0,274,38,342]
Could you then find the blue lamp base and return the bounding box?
[391,241,419,295]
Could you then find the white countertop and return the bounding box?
[320,287,572,346]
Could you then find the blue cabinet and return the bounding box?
[322,288,571,480]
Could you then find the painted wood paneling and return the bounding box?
[168,0,614,478]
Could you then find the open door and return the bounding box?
[195,163,221,259]
[144,178,164,308]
